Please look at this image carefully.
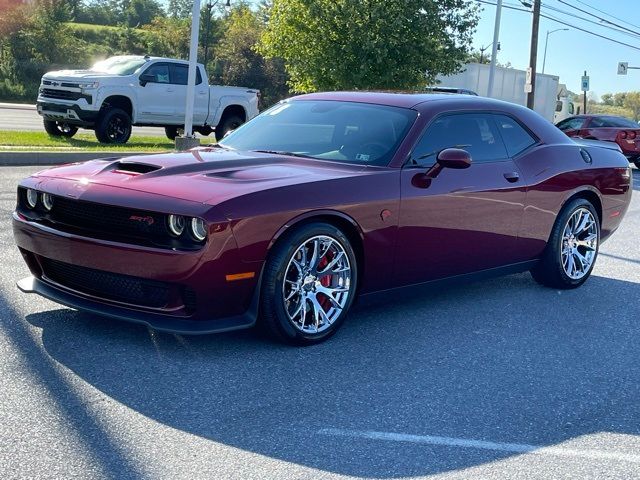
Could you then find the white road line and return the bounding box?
[318,428,640,464]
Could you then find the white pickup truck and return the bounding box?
[36,55,260,144]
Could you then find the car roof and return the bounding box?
[291,91,520,111]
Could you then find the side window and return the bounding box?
[556,118,584,131]
[590,117,606,127]
[170,64,203,86]
[412,113,508,164]
[143,63,170,84]
[493,114,536,157]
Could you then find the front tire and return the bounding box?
[215,114,244,141]
[259,223,358,345]
[43,119,78,138]
[95,108,132,144]
[530,198,600,289]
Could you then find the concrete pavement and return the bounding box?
[0,166,639,479]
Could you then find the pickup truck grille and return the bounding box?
[42,80,81,88]
[40,88,91,104]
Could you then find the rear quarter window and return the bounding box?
[493,115,536,157]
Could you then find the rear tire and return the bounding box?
[259,223,358,345]
[530,198,600,289]
[164,126,181,141]
[215,114,244,141]
[95,108,132,144]
[43,119,78,138]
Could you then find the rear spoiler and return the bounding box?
[573,138,622,153]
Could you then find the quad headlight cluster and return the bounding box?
[167,214,207,242]
[25,188,54,212]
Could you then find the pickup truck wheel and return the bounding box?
[43,120,78,138]
[165,126,182,140]
[215,114,244,141]
[196,126,213,137]
[95,108,132,144]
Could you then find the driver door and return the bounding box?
[394,112,529,286]
[137,62,174,123]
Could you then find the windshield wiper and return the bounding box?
[253,149,314,159]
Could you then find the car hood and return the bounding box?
[42,70,120,81]
[31,148,370,207]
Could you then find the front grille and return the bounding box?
[41,257,172,309]
[43,80,82,88]
[16,188,205,251]
[40,88,91,104]
[52,196,167,240]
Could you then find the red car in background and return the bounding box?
[556,115,640,168]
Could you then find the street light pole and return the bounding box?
[183,0,202,139]
[542,28,569,74]
[487,0,503,97]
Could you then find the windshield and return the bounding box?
[219,100,418,166]
[92,57,147,75]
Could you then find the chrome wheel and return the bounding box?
[282,235,352,334]
[561,207,598,280]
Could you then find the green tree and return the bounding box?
[613,92,627,107]
[144,16,191,58]
[260,0,479,92]
[167,0,193,18]
[214,5,288,107]
[124,0,164,26]
[623,91,640,121]
[600,93,613,106]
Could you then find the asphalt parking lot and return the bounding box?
[1,165,639,480]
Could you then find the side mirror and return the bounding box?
[411,148,471,189]
[139,74,155,87]
[436,148,472,169]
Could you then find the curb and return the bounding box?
[0,102,35,111]
[0,151,149,166]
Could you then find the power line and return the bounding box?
[541,3,640,40]
[555,0,640,38]
[571,0,640,31]
[475,0,640,52]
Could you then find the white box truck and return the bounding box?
[435,63,568,123]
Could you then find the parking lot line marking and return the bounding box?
[318,428,640,464]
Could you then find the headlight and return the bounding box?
[26,189,38,209]
[190,218,207,241]
[42,193,54,211]
[79,81,99,90]
[167,214,185,236]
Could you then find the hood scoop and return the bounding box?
[107,161,162,175]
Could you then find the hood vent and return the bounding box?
[111,161,161,175]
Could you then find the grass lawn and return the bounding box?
[0,131,176,152]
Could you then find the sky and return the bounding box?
[472,0,640,96]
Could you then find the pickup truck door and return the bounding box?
[137,63,175,123]
[171,64,208,126]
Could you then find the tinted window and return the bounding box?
[143,63,170,84]
[219,100,417,166]
[412,113,508,164]
[494,115,536,157]
[170,64,203,85]
[556,117,584,131]
[593,116,638,128]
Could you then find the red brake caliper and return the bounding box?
[317,254,332,309]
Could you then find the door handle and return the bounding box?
[166,87,174,92]
[503,172,520,183]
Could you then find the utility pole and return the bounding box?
[487,0,502,97]
[583,70,588,114]
[526,0,541,110]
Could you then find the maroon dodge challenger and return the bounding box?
[13,93,632,344]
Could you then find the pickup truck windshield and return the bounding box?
[92,57,147,75]
[219,100,417,166]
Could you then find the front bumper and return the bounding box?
[36,101,99,127]
[17,275,258,334]
[13,212,262,335]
